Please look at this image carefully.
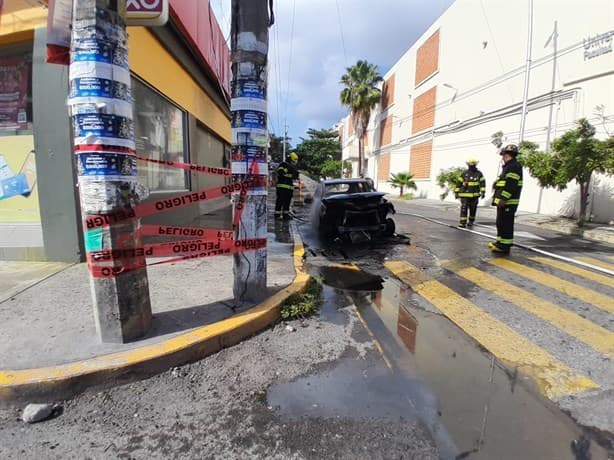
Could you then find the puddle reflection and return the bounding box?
[276,263,608,459]
[349,278,608,460]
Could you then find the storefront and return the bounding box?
[0,0,231,261]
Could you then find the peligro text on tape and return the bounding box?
[141,224,234,240]
[88,238,268,278]
[147,238,267,268]
[85,176,267,230]
[136,156,231,177]
[88,260,147,279]
[87,236,267,262]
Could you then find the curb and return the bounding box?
[0,235,310,405]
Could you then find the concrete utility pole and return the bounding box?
[518,0,534,142]
[282,124,288,162]
[68,0,151,342]
[231,0,270,302]
[544,20,558,153]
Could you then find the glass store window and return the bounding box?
[0,41,38,222]
[0,45,33,136]
[131,76,188,192]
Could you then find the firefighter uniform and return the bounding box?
[275,153,299,220]
[490,145,523,254]
[454,159,485,227]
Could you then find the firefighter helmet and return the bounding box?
[466,158,478,165]
[500,144,519,157]
[289,152,298,162]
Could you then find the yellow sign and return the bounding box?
[0,135,40,223]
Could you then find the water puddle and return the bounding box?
[269,265,610,460]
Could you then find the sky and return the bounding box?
[211,0,455,147]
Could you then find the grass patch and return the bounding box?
[280,277,322,320]
[401,193,414,200]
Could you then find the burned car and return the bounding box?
[312,179,396,239]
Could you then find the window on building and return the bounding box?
[132,76,188,192]
[0,43,33,137]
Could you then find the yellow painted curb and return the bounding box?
[0,237,310,404]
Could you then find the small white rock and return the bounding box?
[22,403,54,423]
[285,325,296,332]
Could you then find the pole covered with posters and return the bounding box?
[230,0,270,302]
[68,0,151,342]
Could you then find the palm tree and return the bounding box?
[388,172,417,197]
[340,60,383,178]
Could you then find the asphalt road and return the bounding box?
[0,197,611,459]
[294,197,613,458]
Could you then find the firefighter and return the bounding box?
[454,158,486,228]
[275,152,299,220]
[489,144,523,254]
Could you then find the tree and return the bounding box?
[388,172,417,197]
[268,133,292,163]
[295,128,341,178]
[340,60,383,178]
[320,158,342,178]
[521,119,614,226]
[436,166,464,200]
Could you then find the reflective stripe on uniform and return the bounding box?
[277,184,293,190]
[506,199,519,205]
[506,172,521,180]
[497,236,514,245]
[495,180,506,187]
[501,190,512,199]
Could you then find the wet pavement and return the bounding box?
[286,197,613,458]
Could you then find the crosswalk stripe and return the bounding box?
[443,261,614,357]
[575,256,614,272]
[488,258,614,314]
[385,260,598,399]
[529,256,614,287]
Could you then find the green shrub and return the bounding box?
[280,277,322,320]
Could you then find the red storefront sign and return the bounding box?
[126,0,168,26]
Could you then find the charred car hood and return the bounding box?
[323,192,387,202]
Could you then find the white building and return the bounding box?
[339,0,614,223]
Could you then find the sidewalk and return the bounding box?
[0,202,308,404]
[389,197,614,245]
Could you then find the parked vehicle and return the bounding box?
[312,179,396,238]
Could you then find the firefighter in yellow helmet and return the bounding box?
[489,144,523,254]
[275,152,299,220]
[454,158,486,228]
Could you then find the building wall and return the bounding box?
[0,5,232,261]
[341,0,614,222]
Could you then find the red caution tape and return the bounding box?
[136,156,231,177]
[75,145,136,156]
[84,176,267,230]
[141,224,233,240]
[87,237,267,278]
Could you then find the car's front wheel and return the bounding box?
[383,217,395,237]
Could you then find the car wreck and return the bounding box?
[312,178,396,240]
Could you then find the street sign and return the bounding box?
[126,0,168,26]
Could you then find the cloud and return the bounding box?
[211,0,454,145]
